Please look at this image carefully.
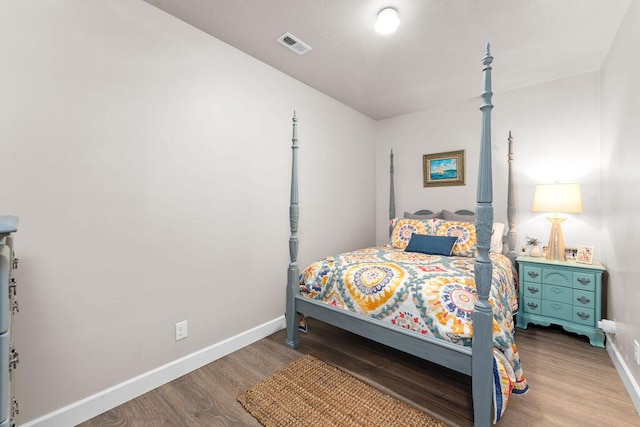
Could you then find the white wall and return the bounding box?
[0,1,375,423]
[601,0,640,400]
[375,72,602,255]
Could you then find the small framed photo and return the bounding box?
[564,247,578,261]
[576,246,594,264]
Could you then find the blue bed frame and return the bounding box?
[285,44,511,427]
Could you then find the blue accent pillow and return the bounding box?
[405,233,459,256]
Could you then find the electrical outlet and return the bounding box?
[634,340,640,365]
[175,320,188,341]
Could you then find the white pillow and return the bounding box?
[491,222,506,253]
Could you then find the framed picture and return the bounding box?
[423,150,465,187]
[576,246,594,264]
[564,247,578,260]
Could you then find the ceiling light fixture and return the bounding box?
[375,7,399,35]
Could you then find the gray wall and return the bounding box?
[601,0,640,399]
[0,1,376,423]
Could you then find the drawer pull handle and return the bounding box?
[577,277,591,285]
[527,271,539,279]
[576,311,590,320]
[576,296,591,305]
[9,347,19,371]
[527,286,539,294]
[11,397,18,418]
[527,302,539,310]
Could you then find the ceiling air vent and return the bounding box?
[277,32,312,55]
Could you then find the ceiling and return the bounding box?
[144,0,631,120]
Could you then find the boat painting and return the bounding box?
[423,150,465,187]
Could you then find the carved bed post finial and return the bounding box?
[285,110,301,349]
[389,149,396,237]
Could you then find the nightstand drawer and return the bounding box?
[542,284,573,304]
[523,282,541,298]
[573,289,595,309]
[541,300,572,321]
[573,272,596,291]
[573,308,595,326]
[523,297,541,315]
[523,266,542,282]
[542,267,572,287]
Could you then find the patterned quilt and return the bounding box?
[299,244,528,422]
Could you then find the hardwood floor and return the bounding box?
[81,319,639,427]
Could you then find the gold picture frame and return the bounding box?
[423,150,465,187]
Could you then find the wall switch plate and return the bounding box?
[634,340,640,365]
[175,320,188,341]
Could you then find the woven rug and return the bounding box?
[237,355,448,427]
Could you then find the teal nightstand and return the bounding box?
[516,255,606,347]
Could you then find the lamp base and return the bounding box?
[546,216,567,261]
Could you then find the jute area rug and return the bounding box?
[237,355,448,427]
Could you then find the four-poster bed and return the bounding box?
[284,45,527,426]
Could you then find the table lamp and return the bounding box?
[531,183,583,261]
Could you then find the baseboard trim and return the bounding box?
[22,315,286,427]
[606,334,640,415]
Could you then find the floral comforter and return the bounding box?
[299,244,528,422]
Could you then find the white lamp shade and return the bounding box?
[532,183,583,214]
[375,8,399,34]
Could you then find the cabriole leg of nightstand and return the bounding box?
[589,330,605,348]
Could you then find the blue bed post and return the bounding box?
[389,150,395,237]
[285,111,300,349]
[473,43,494,427]
[507,131,518,264]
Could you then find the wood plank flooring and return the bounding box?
[81,319,639,427]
